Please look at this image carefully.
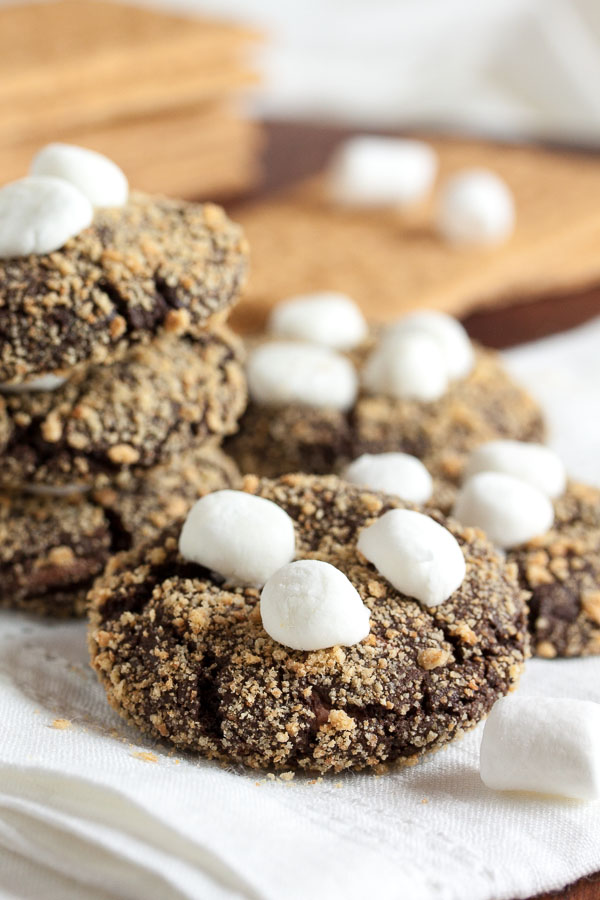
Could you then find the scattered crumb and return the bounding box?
[131,751,158,763]
[50,718,71,730]
[279,771,295,782]
[421,797,429,804]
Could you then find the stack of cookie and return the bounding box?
[0,143,249,616]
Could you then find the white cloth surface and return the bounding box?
[1,318,600,900]
[141,0,600,143]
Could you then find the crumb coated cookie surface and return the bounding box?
[509,481,600,658]
[0,192,248,384]
[1,327,246,490]
[0,445,240,617]
[89,473,529,773]
[0,491,111,617]
[227,347,544,481]
[354,348,544,484]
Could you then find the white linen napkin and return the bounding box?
[1,317,599,900]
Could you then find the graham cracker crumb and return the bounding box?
[50,718,71,730]
[418,648,450,670]
[132,751,158,763]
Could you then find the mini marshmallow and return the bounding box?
[357,509,465,607]
[179,490,295,587]
[452,472,554,549]
[464,440,566,499]
[480,695,600,801]
[328,136,437,208]
[268,291,368,351]
[0,374,67,394]
[260,559,370,651]
[436,168,515,246]
[386,310,475,379]
[247,341,358,411]
[344,453,433,504]
[31,143,128,208]
[362,331,448,402]
[0,176,93,258]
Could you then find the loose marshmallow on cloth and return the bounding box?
[247,341,358,410]
[31,143,128,208]
[268,291,368,351]
[260,559,370,651]
[452,472,554,549]
[480,695,600,801]
[344,452,433,504]
[357,509,465,607]
[363,331,448,401]
[0,374,67,393]
[0,176,93,258]
[436,168,515,246]
[179,490,295,587]
[386,311,475,379]
[328,136,437,208]
[464,440,567,499]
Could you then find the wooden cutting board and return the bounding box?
[230,128,600,338]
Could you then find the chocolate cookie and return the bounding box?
[226,346,544,481]
[0,444,240,617]
[1,326,246,491]
[89,473,528,773]
[0,192,248,384]
[508,481,600,659]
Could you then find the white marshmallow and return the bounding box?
[464,440,566,499]
[436,168,515,246]
[344,453,433,504]
[260,559,370,651]
[480,695,600,801]
[0,176,93,258]
[386,311,474,379]
[268,291,368,351]
[452,472,554,549]
[179,490,295,588]
[328,136,437,208]
[247,341,358,411]
[0,374,67,394]
[363,331,448,402]
[31,143,128,208]
[357,509,465,607]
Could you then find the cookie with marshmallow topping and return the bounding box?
[451,440,600,658]
[89,472,528,773]
[228,308,544,480]
[0,154,247,383]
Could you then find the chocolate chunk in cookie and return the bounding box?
[0,192,248,384]
[89,473,529,773]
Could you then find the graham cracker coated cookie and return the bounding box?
[89,473,529,773]
[0,444,241,617]
[226,345,544,482]
[1,326,247,491]
[0,191,248,384]
[509,481,600,659]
